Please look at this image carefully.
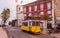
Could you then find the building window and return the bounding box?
[23,8,26,13]
[34,5,37,11]
[40,4,44,11]
[47,11,51,14]
[47,2,51,10]
[29,13,32,16]
[47,23,52,29]
[56,23,60,29]
[29,6,31,12]
[19,8,20,11]
[40,11,44,15]
[24,14,26,16]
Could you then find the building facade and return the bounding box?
[22,0,55,30]
[54,0,60,26]
[16,1,23,26]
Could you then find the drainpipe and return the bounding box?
[52,0,56,28]
[53,0,57,28]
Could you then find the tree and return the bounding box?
[44,15,52,29]
[43,15,52,33]
[44,15,52,21]
[1,8,10,26]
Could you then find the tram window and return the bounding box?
[32,21,40,26]
[36,22,39,26]
[32,21,36,26]
[29,21,31,26]
[22,22,28,26]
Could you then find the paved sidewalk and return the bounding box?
[50,33,60,38]
[41,30,60,38]
[0,27,8,38]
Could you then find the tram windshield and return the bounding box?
[22,22,28,26]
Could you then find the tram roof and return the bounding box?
[22,20,40,22]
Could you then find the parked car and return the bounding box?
[48,27,60,34]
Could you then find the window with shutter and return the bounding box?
[47,2,51,10]
[34,5,37,11]
[23,8,26,14]
[47,10,51,14]
[40,4,44,11]
[40,11,44,15]
[29,6,31,12]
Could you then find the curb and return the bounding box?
[2,27,13,38]
[41,32,57,38]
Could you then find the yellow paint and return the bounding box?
[21,26,29,31]
[21,26,41,33]
[31,26,41,33]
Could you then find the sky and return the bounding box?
[17,0,36,5]
[0,0,36,25]
[0,0,36,21]
[0,0,16,21]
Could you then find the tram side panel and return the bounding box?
[21,26,41,33]
[21,26,30,31]
[31,26,41,33]
[21,21,41,33]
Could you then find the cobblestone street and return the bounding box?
[4,27,55,38]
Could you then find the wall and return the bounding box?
[55,0,60,18]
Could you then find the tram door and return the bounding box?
[40,22,43,31]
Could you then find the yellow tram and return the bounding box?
[21,20,41,33]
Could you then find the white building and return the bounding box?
[16,0,24,26]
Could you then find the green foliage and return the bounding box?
[44,15,52,21]
[1,8,10,25]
